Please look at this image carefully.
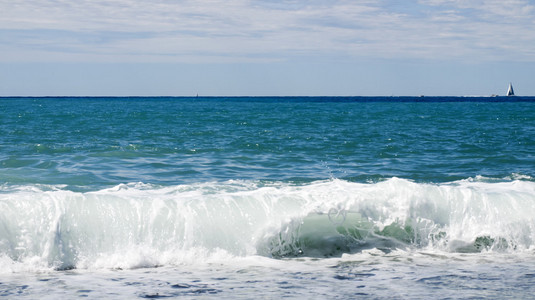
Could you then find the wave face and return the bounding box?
[1,178,534,271]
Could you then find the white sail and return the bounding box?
[507,83,515,96]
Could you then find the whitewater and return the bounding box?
[1,96,535,298]
[2,178,535,298]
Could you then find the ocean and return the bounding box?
[1,96,534,299]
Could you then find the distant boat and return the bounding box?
[506,83,515,96]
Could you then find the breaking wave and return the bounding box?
[1,177,534,272]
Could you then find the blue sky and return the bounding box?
[1,0,534,96]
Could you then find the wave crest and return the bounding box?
[1,178,534,271]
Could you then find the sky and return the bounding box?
[0,0,534,96]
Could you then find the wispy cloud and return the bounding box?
[0,0,534,63]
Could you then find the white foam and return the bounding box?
[1,178,534,271]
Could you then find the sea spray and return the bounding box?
[1,178,534,272]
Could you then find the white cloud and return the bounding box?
[0,0,534,63]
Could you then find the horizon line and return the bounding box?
[1,95,533,98]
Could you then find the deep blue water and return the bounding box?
[1,96,534,190]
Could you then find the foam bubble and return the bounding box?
[1,178,534,271]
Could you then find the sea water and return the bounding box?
[1,96,534,299]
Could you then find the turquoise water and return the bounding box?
[1,97,535,299]
[1,97,534,189]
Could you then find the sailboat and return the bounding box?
[506,83,515,96]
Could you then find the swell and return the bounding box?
[0,178,534,271]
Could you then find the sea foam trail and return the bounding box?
[0,178,534,272]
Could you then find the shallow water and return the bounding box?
[3,252,535,299]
